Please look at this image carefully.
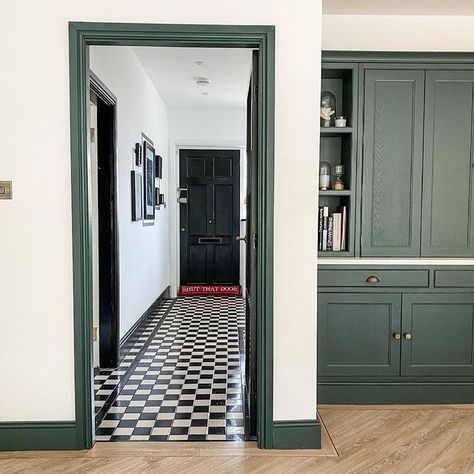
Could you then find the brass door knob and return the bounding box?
[366,275,380,284]
[393,333,401,340]
[404,333,412,340]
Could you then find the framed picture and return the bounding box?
[131,170,143,221]
[134,143,142,166]
[142,135,155,221]
[155,155,163,179]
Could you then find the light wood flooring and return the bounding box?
[2,405,474,473]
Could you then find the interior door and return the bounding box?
[245,50,258,438]
[179,149,240,285]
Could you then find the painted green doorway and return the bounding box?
[69,22,275,450]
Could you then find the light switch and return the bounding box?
[0,181,12,199]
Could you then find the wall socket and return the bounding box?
[93,327,98,342]
[0,181,12,200]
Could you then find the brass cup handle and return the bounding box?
[366,275,380,284]
[404,333,412,340]
[393,333,401,340]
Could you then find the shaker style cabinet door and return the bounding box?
[318,293,402,377]
[361,70,425,257]
[421,71,474,257]
[401,293,474,377]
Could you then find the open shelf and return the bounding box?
[320,127,353,135]
[318,63,358,258]
[319,190,351,197]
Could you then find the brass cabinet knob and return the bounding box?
[393,333,401,340]
[366,275,380,284]
[404,333,412,340]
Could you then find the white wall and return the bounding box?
[90,46,170,340]
[169,107,246,146]
[0,0,321,423]
[323,15,474,51]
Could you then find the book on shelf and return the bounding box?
[339,205,347,251]
[327,216,334,251]
[318,207,324,251]
[318,205,347,252]
[322,206,329,251]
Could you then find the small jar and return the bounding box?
[335,116,347,128]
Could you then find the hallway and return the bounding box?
[94,297,246,442]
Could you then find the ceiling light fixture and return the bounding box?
[195,77,210,87]
[194,60,204,66]
[201,91,208,96]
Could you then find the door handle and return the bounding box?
[236,235,247,243]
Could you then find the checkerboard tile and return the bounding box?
[94,296,246,441]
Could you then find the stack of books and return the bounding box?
[318,206,347,251]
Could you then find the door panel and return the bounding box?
[401,293,474,376]
[361,69,424,257]
[318,293,402,377]
[422,71,474,257]
[180,149,240,285]
[188,185,207,235]
[215,185,233,235]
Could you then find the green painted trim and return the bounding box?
[273,420,321,449]
[68,22,275,451]
[0,422,77,451]
[318,383,474,405]
[323,51,474,64]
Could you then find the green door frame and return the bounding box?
[69,22,275,450]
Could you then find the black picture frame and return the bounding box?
[142,135,155,221]
[134,143,142,166]
[155,155,163,179]
[131,170,143,221]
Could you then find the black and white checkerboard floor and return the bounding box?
[94,296,246,442]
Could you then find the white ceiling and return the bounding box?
[323,0,474,15]
[133,47,252,108]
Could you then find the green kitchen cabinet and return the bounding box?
[361,69,425,257]
[401,293,474,377]
[421,71,474,257]
[318,293,402,377]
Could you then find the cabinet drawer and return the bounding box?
[318,269,429,288]
[434,270,474,288]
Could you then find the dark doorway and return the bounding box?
[179,149,240,285]
[90,72,120,368]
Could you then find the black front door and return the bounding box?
[179,149,240,285]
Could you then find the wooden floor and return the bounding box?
[2,405,474,473]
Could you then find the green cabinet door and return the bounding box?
[421,71,474,257]
[401,293,474,376]
[318,293,402,376]
[361,70,425,257]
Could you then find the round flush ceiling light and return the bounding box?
[201,91,208,96]
[195,77,210,87]
[194,60,204,66]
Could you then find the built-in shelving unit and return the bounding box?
[318,63,358,257]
